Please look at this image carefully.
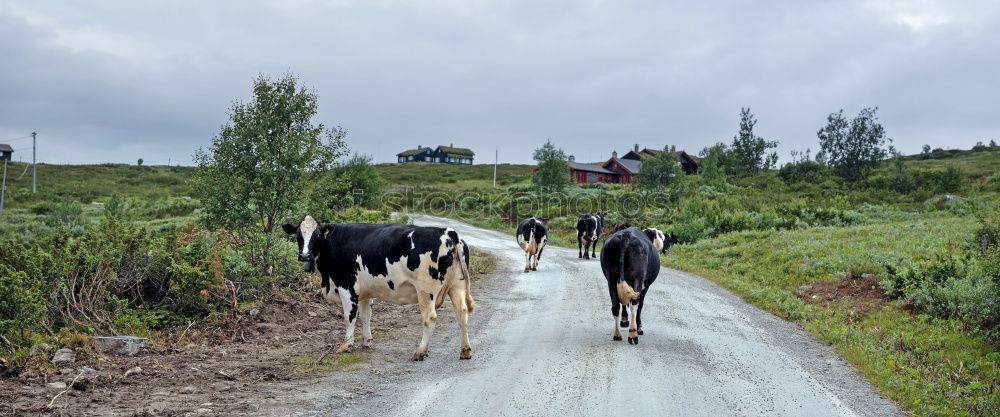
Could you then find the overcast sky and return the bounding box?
[1,0,997,166]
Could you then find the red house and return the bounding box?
[567,144,701,185]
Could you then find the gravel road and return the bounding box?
[270,214,902,417]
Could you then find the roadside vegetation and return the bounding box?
[0,74,396,379]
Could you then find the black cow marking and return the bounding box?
[387,280,395,290]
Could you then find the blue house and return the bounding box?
[397,144,475,164]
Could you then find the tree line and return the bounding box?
[531,105,985,189]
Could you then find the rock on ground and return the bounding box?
[52,348,76,365]
[90,336,149,356]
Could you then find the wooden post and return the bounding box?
[31,131,36,193]
[1,159,7,215]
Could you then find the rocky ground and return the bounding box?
[1,250,497,417]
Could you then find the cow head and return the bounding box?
[613,221,632,232]
[595,212,607,228]
[281,215,333,271]
[666,232,679,250]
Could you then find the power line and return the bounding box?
[0,135,33,143]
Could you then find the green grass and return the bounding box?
[374,162,533,187]
[0,162,195,208]
[666,217,998,416]
[898,148,1000,180]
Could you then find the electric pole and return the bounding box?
[32,131,36,193]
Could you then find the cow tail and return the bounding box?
[616,233,638,305]
[457,241,476,313]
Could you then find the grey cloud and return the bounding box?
[0,0,997,165]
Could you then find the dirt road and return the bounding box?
[262,214,902,416]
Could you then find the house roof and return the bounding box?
[604,157,641,174]
[0,144,12,153]
[568,161,614,174]
[624,148,701,166]
[397,147,431,157]
[617,158,641,173]
[437,146,475,156]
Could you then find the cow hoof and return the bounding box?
[460,347,473,360]
[637,328,644,336]
[335,344,353,354]
[524,268,530,273]
[620,320,629,328]
[579,254,583,258]
[613,335,623,341]
[532,267,538,271]
[362,339,373,349]
[412,351,428,361]
[628,337,639,345]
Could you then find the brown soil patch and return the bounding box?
[0,249,498,416]
[795,274,888,314]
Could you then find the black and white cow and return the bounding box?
[282,216,475,361]
[642,227,678,254]
[576,212,606,259]
[515,217,547,273]
[600,226,660,344]
[613,221,633,232]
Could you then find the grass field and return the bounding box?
[374,162,533,187]
[666,217,998,416]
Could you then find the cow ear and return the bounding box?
[281,224,297,235]
[320,224,335,235]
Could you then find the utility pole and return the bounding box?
[31,131,36,193]
[493,148,497,187]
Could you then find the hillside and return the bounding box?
[374,162,534,186]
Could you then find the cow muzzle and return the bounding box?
[298,253,313,263]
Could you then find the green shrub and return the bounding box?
[936,164,964,193]
[0,264,45,345]
[778,160,824,184]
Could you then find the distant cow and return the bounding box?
[576,212,606,259]
[613,221,633,232]
[516,217,548,272]
[600,226,660,344]
[282,216,475,361]
[642,228,678,254]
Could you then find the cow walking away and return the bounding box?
[516,217,547,272]
[576,212,606,259]
[600,226,660,344]
[282,216,476,361]
[642,227,678,254]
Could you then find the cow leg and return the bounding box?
[591,236,598,259]
[609,285,623,341]
[533,247,543,270]
[413,291,437,361]
[620,307,629,328]
[336,289,359,353]
[627,301,640,345]
[450,287,473,359]
[636,288,649,335]
[524,252,531,273]
[359,298,374,349]
[578,233,584,258]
